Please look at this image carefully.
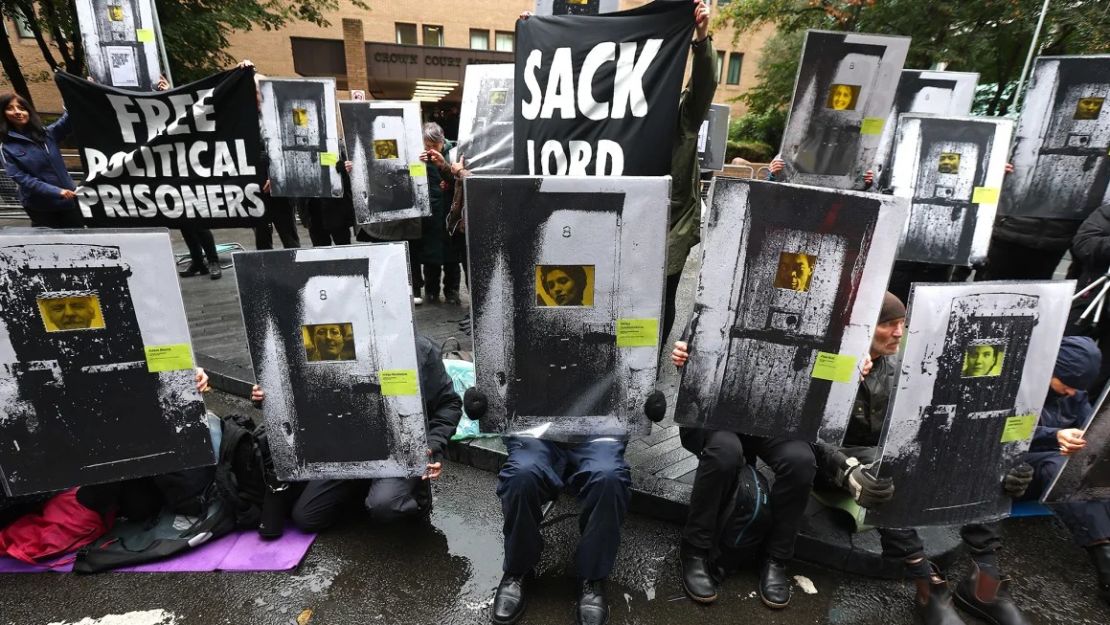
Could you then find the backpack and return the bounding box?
[72,414,277,573]
[716,464,773,571]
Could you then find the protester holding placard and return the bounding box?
[418,122,463,305]
[813,293,1035,625]
[0,94,83,228]
[1020,336,1110,607]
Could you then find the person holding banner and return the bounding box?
[1,94,83,228]
[813,293,1036,625]
[661,0,714,342]
[670,340,817,610]
[1019,336,1110,607]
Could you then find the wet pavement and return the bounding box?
[3,390,1109,625]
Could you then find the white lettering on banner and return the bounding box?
[84,142,255,181]
[520,39,663,121]
[525,139,624,176]
[108,88,217,144]
[76,183,265,220]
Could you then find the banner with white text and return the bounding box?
[55,68,266,228]
[513,1,693,176]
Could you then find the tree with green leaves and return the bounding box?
[1,0,368,104]
[720,0,1110,149]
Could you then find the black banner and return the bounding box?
[513,0,694,176]
[55,69,266,228]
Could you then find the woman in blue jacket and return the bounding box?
[1,94,83,228]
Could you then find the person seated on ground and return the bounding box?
[813,292,1034,625]
[670,341,817,609]
[250,335,461,529]
[1020,335,1110,607]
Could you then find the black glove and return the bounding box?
[463,387,488,422]
[643,390,666,423]
[1003,463,1034,499]
[837,458,895,508]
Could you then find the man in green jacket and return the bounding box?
[662,2,717,342]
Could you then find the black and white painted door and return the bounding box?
[259,78,343,199]
[341,100,431,224]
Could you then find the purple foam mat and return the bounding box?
[0,529,316,573]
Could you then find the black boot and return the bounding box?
[208,262,222,280]
[1089,543,1110,606]
[178,262,209,278]
[758,557,792,609]
[491,572,527,625]
[680,546,718,603]
[953,562,1029,625]
[911,566,967,625]
[576,579,609,625]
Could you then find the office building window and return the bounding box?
[495,31,514,52]
[423,25,444,47]
[716,51,725,83]
[470,29,489,50]
[727,53,743,85]
[395,23,417,45]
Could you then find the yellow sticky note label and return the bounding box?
[319,152,339,167]
[380,369,419,396]
[811,352,857,383]
[135,29,155,43]
[972,186,1001,205]
[145,344,194,373]
[1000,414,1037,443]
[860,118,885,135]
[409,162,427,177]
[616,318,658,348]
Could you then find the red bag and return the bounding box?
[0,489,113,565]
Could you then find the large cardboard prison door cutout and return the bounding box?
[341,100,431,225]
[779,30,909,189]
[869,281,1073,527]
[890,115,1012,266]
[1002,55,1110,220]
[466,176,669,441]
[875,70,979,190]
[455,64,515,174]
[674,178,907,443]
[0,230,212,496]
[1044,392,1110,503]
[534,0,620,16]
[75,0,161,90]
[259,78,343,199]
[698,104,731,172]
[234,244,426,481]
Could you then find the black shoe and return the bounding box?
[209,263,222,280]
[491,572,527,625]
[1088,544,1110,607]
[425,291,441,303]
[952,563,1029,625]
[913,571,967,625]
[576,579,609,625]
[681,548,718,603]
[178,262,209,278]
[445,290,462,305]
[758,557,792,609]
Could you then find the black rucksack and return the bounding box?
[716,464,773,571]
[212,413,272,531]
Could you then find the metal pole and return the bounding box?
[150,1,174,87]
[1012,0,1052,112]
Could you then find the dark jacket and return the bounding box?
[813,353,898,479]
[1030,336,1101,453]
[1,112,77,213]
[419,143,462,265]
[1069,202,1110,289]
[416,334,463,461]
[992,215,1082,252]
[666,36,717,277]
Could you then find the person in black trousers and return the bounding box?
[671,340,817,610]
[178,228,222,279]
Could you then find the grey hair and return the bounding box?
[423,121,445,144]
